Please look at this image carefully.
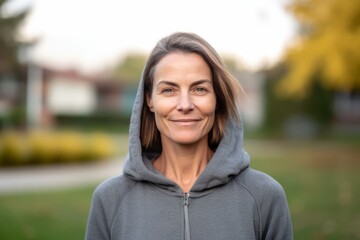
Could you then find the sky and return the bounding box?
[5,0,297,73]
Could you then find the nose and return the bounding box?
[176,93,194,113]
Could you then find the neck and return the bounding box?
[153,138,213,193]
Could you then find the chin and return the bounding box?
[168,133,208,145]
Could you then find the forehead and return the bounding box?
[157,52,205,65]
[153,52,211,81]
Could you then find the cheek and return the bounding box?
[199,97,217,116]
[151,98,174,116]
[205,98,217,128]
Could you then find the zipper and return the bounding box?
[183,193,191,240]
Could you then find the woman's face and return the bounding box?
[147,52,216,147]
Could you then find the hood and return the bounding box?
[123,74,250,194]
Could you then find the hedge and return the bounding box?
[0,130,118,166]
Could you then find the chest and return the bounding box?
[111,186,258,240]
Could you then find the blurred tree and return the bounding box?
[277,0,360,98]
[113,53,147,85]
[0,0,29,74]
[0,0,30,129]
[262,63,333,138]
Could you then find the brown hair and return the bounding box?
[141,32,244,150]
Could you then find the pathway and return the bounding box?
[0,158,124,194]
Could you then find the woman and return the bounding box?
[86,32,293,240]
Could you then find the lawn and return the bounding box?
[0,186,95,240]
[0,139,359,239]
[245,139,360,239]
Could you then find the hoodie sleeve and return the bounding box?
[259,179,293,240]
[85,189,111,240]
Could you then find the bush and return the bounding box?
[55,132,88,163]
[86,133,117,161]
[0,130,118,166]
[28,131,58,164]
[0,131,29,165]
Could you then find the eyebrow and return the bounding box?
[156,79,212,87]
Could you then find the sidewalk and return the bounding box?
[0,158,124,194]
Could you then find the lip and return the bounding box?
[170,118,201,126]
[171,119,200,122]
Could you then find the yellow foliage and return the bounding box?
[278,0,360,98]
[28,131,58,163]
[0,130,118,166]
[0,131,28,165]
[56,132,87,162]
[86,133,117,160]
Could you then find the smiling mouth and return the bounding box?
[170,119,201,126]
[171,119,200,122]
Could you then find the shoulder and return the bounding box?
[91,175,137,209]
[86,175,138,237]
[234,168,286,203]
[234,168,293,239]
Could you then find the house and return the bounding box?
[10,65,135,129]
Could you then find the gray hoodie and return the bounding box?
[85,73,293,240]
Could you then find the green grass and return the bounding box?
[245,140,360,239]
[0,139,359,239]
[0,186,95,240]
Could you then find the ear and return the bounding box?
[146,94,154,112]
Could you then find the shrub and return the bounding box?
[86,133,117,161]
[55,132,87,163]
[28,131,58,164]
[0,130,118,166]
[0,131,29,165]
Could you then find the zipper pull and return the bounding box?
[183,192,190,206]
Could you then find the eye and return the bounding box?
[194,87,208,95]
[161,88,175,94]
